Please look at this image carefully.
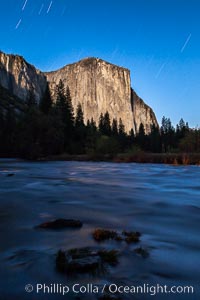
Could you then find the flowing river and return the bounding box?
[0,160,200,300]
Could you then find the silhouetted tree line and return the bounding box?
[0,79,199,159]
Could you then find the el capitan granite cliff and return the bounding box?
[0,51,158,133]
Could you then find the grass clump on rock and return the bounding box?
[93,229,118,242]
[92,229,142,244]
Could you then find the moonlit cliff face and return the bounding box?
[45,58,134,133]
[0,52,158,133]
[131,89,158,133]
[0,51,46,102]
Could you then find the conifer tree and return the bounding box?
[4,104,18,156]
[149,124,161,152]
[90,118,97,131]
[160,116,175,152]
[0,105,4,133]
[85,118,98,153]
[55,81,75,150]
[26,84,37,109]
[74,103,86,153]
[75,103,84,128]
[39,83,52,114]
[103,111,111,136]
[66,85,74,126]
[111,118,118,136]
[98,111,111,135]
[56,80,67,117]
[137,123,146,149]
[118,118,125,136]
[98,113,104,133]
[118,118,127,150]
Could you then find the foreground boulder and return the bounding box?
[122,231,141,243]
[56,247,118,275]
[37,218,82,229]
[134,247,149,258]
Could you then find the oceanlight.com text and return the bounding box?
[25,283,194,296]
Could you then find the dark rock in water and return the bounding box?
[56,247,119,275]
[56,248,102,275]
[68,256,101,274]
[38,218,82,229]
[7,173,15,177]
[98,249,118,266]
[68,247,97,259]
[134,247,149,258]
[56,250,68,273]
[68,248,119,266]
[122,231,141,243]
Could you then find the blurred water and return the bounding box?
[0,160,200,299]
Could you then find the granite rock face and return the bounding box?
[131,89,158,133]
[0,52,158,133]
[0,51,46,102]
[45,58,134,133]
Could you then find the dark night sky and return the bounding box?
[0,0,199,126]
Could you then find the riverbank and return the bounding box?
[41,152,200,165]
[114,152,200,165]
